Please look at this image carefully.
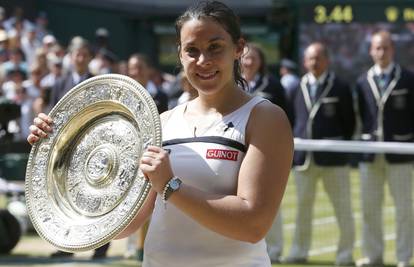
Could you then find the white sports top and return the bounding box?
[143,96,271,267]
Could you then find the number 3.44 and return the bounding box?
[314,5,353,24]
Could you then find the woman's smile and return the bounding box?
[196,70,219,80]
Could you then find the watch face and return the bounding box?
[170,179,180,190]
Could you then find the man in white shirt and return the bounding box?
[285,42,356,266]
[355,30,414,267]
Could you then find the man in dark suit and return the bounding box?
[355,31,414,267]
[49,37,93,107]
[127,53,168,114]
[48,37,110,259]
[285,42,356,266]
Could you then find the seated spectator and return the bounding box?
[40,56,63,89]
[2,68,26,101]
[1,48,27,79]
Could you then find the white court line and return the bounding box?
[284,216,337,230]
[282,206,395,256]
[309,233,396,256]
[284,206,394,230]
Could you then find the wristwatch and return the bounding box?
[162,177,182,203]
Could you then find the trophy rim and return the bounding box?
[25,74,161,252]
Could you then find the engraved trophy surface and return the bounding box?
[25,74,161,252]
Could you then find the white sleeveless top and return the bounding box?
[143,96,271,267]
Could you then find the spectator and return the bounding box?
[149,67,175,93]
[241,43,289,114]
[48,37,93,107]
[89,48,118,75]
[40,56,63,89]
[23,63,43,100]
[42,34,57,54]
[48,42,65,62]
[33,47,49,78]
[35,57,61,115]
[62,36,85,72]
[3,7,33,34]
[279,58,300,101]
[117,60,128,75]
[1,48,27,80]
[285,42,355,266]
[34,11,50,42]
[12,63,45,140]
[93,27,111,54]
[1,68,26,139]
[21,25,41,66]
[2,68,26,101]
[355,30,414,267]
[127,53,168,113]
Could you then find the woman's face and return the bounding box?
[179,17,243,96]
[241,47,261,81]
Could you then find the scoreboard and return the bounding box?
[299,3,414,23]
[294,1,414,81]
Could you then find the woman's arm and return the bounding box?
[142,102,293,243]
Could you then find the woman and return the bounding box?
[27,1,293,266]
[241,43,290,118]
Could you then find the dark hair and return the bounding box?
[175,1,247,90]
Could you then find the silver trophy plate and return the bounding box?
[25,74,161,252]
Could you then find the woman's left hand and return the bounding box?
[140,145,175,194]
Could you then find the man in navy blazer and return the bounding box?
[49,37,93,108]
[285,42,356,266]
[127,53,168,114]
[355,31,414,267]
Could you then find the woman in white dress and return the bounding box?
[27,1,293,266]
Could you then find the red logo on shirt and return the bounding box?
[206,149,239,161]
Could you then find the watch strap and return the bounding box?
[162,177,182,204]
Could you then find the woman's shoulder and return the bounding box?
[251,99,286,120]
[246,99,291,141]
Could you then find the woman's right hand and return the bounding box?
[27,113,53,145]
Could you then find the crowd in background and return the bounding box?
[0,6,196,143]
